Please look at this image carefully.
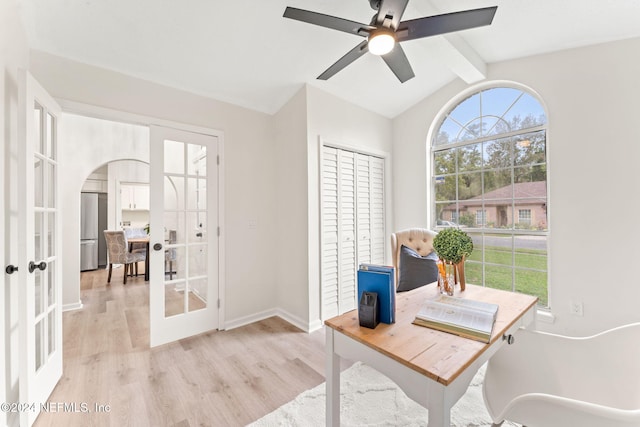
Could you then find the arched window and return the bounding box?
[431,86,548,307]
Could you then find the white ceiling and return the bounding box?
[18,0,640,118]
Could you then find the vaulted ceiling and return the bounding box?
[19,0,640,118]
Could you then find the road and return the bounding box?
[470,234,547,251]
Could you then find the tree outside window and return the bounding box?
[431,86,549,307]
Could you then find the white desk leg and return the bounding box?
[325,328,340,427]
[426,382,451,427]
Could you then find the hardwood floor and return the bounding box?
[34,266,340,427]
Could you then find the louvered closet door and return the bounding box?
[321,147,385,320]
[356,154,385,266]
[368,155,386,263]
[321,147,340,319]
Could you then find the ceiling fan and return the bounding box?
[283,0,497,83]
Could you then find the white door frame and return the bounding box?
[56,100,226,330]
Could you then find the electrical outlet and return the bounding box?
[569,300,583,316]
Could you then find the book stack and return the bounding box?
[357,264,396,324]
[413,295,499,343]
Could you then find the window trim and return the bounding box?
[518,209,532,225]
[427,82,551,308]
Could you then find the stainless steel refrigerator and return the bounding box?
[81,192,106,271]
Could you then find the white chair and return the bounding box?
[482,323,640,427]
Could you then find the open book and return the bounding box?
[412,295,499,343]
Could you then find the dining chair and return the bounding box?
[103,230,146,284]
[165,229,177,279]
[124,227,147,277]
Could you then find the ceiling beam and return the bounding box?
[409,1,488,83]
[439,33,487,83]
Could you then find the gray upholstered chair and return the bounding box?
[390,228,437,288]
[165,229,177,279]
[103,230,146,284]
[124,227,147,247]
[124,227,147,276]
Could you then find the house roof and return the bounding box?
[445,181,547,209]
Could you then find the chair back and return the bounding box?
[165,229,177,261]
[483,323,640,427]
[124,227,147,239]
[390,228,437,285]
[104,230,131,264]
[124,227,147,251]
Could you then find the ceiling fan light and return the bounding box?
[368,31,395,55]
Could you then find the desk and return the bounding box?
[127,237,150,281]
[324,284,537,427]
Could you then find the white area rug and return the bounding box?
[249,362,518,427]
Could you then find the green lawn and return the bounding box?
[464,245,548,307]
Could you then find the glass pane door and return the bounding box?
[149,126,219,347]
[19,71,62,427]
[162,140,209,316]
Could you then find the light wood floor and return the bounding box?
[34,266,343,427]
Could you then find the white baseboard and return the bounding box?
[62,301,83,312]
[307,318,323,333]
[274,308,310,332]
[224,307,323,333]
[223,309,279,331]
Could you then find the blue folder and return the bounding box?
[357,264,396,324]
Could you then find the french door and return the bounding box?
[149,126,219,347]
[18,71,62,426]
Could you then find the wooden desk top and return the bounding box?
[325,284,537,385]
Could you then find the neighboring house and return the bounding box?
[441,181,547,230]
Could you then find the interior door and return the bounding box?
[149,125,219,347]
[18,70,62,426]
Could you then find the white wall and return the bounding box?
[1,0,30,424]
[272,85,394,331]
[59,113,149,309]
[29,52,279,326]
[273,87,309,329]
[392,37,640,336]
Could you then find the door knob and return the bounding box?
[28,261,47,273]
[5,265,18,274]
[153,243,163,251]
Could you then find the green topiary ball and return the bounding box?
[433,227,473,264]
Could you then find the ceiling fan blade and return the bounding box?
[381,43,415,83]
[375,0,409,29]
[317,40,369,80]
[283,7,373,37]
[397,6,498,42]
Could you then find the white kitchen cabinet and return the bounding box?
[121,183,149,210]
